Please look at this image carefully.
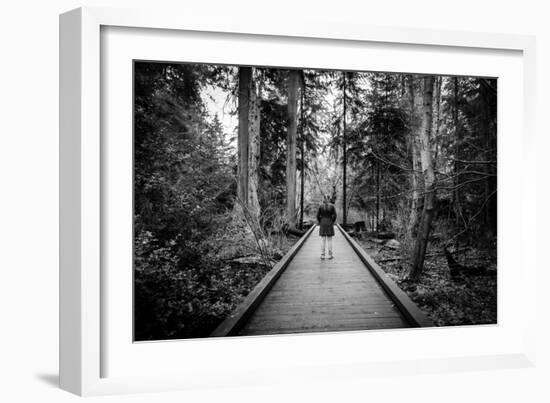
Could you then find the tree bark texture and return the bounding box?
[453,77,462,224]
[342,72,347,226]
[376,163,380,232]
[247,74,261,218]
[409,75,436,281]
[433,77,442,161]
[286,70,300,226]
[300,75,306,229]
[237,67,251,206]
[407,75,420,235]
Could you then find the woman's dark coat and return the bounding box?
[317,203,337,237]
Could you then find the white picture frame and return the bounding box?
[60,6,537,396]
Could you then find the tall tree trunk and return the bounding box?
[407,75,420,234]
[342,72,348,226]
[376,162,380,232]
[409,75,436,281]
[286,70,300,226]
[237,67,251,206]
[453,77,462,225]
[299,74,306,229]
[247,73,261,218]
[433,77,442,161]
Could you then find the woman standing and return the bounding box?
[316,195,337,259]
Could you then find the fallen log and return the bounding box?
[226,255,273,267]
[363,231,396,239]
[444,248,495,277]
[286,227,306,237]
[222,254,254,261]
[378,252,440,263]
[377,248,471,263]
[270,227,306,237]
[377,256,405,263]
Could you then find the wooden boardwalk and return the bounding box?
[211,225,433,337]
[237,225,408,335]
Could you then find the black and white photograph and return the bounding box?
[133,61,497,341]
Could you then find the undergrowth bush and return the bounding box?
[134,207,292,341]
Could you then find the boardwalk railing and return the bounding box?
[210,225,317,337]
[211,223,433,337]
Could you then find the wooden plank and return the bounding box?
[242,319,409,333]
[263,290,391,298]
[209,224,317,337]
[251,302,399,310]
[246,316,409,325]
[247,315,406,323]
[257,299,397,306]
[336,224,434,328]
[251,307,403,316]
[260,296,392,305]
[242,323,408,335]
[249,315,406,324]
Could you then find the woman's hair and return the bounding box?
[323,195,330,204]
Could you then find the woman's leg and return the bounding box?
[328,236,333,257]
[321,236,326,258]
